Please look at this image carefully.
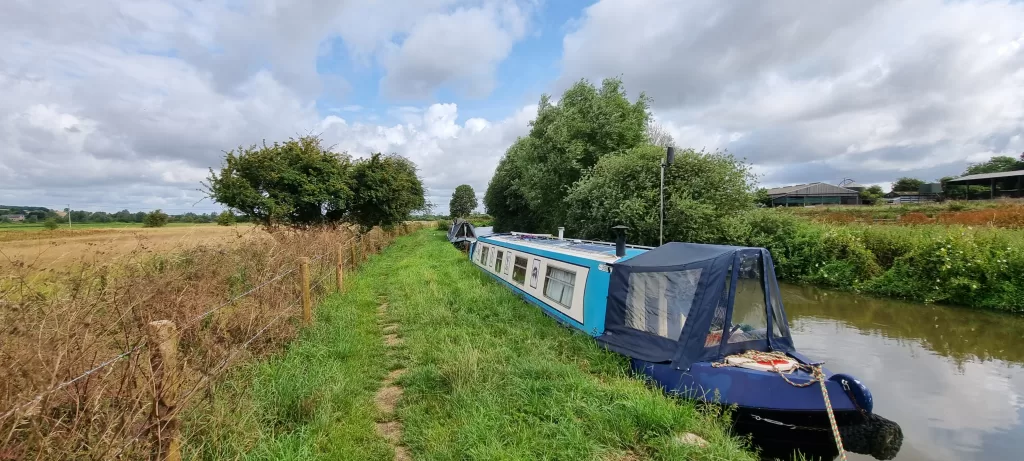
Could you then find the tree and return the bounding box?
[143,209,169,228]
[964,155,1024,175]
[485,78,650,233]
[348,153,426,230]
[484,142,541,232]
[859,185,885,205]
[113,209,133,222]
[565,146,756,246]
[216,210,236,226]
[43,218,59,230]
[205,136,355,227]
[646,120,675,147]
[449,185,478,218]
[891,177,925,192]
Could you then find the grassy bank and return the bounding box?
[187,230,756,460]
[738,210,1024,312]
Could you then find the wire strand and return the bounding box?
[0,340,146,421]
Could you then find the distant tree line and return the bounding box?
[0,207,243,225]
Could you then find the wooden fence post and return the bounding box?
[350,238,358,268]
[336,244,344,292]
[147,320,181,461]
[300,257,312,325]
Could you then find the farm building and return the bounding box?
[1,214,26,222]
[766,182,861,206]
[945,170,1024,200]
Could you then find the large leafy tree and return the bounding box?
[891,177,925,192]
[565,146,756,246]
[348,153,426,230]
[965,155,1024,175]
[484,142,541,232]
[485,78,650,233]
[449,184,478,218]
[206,136,354,227]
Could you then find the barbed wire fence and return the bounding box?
[0,223,424,459]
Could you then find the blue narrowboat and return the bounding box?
[467,228,902,460]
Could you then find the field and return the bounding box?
[785,199,1024,228]
[0,221,419,459]
[0,224,254,271]
[184,231,755,460]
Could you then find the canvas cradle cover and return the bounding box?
[447,219,476,242]
[596,242,795,370]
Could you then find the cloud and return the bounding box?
[0,0,535,214]
[561,0,1024,187]
[319,103,536,213]
[380,2,530,99]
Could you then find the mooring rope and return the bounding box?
[713,350,848,461]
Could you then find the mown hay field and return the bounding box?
[0,224,259,272]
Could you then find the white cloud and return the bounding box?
[562,0,1024,187]
[380,2,530,99]
[319,103,536,212]
[0,0,536,214]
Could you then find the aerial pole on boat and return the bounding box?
[660,146,675,246]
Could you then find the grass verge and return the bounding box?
[186,230,756,460]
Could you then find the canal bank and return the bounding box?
[184,230,758,460]
[783,283,1024,461]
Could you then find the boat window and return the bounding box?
[704,265,731,348]
[769,279,787,338]
[512,256,528,285]
[494,250,504,273]
[626,269,701,341]
[543,266,576,308]
[480,246,489,265]
[727,253,769,343]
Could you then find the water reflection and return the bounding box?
[782,284,1024,461]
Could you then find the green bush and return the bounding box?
[733,210,1024,312]
[143,209,169,228]
[43,218,60,230]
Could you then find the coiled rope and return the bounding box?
[713,350,848,461]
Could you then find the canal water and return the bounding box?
[782,283,1024,461]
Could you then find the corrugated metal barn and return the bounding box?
[766,182,860,206]
[946,170,1024,200]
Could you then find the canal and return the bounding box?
[782,283,1024,461]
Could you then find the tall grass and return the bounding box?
[189,230,757,460]
[738,210,1024,312]
[0,224,414,459]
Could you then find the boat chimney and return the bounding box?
[558,227,565,240]
[612,225,628,257]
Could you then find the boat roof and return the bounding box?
[480,232,648,263]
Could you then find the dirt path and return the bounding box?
[374,302,410,461]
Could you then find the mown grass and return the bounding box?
[187,230,757,460]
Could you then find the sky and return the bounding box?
[2,0,1023,215]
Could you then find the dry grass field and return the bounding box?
[0,225,262,273]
